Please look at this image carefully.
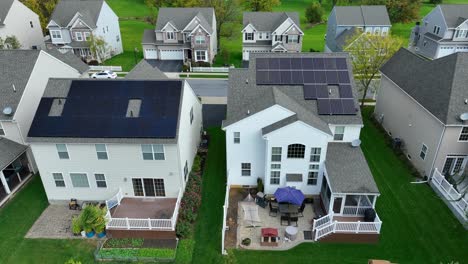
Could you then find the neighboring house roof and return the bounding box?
[126,60,167,80]
[0,0,15,26]
[380,48,468,125]
[224,53,363,130]
[28,79,185,144]
[155,7,214,34]
[142,29,156,44]
[243,12,300,31]
[49,0,104,28]
[335,27,359,51]
[44,47,90,74]
[0,137,28,170]
[438,4,468,28]
[325,143,379,194]
[334,5,391,26]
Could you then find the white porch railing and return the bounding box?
[221,184,230,255]
[342,206,374,216]
[431,169,468,218]
[313,213,382,241]
[312,213,333,230]
[191,67,232,73]
[105,188,183,231]
[89,65,122,72]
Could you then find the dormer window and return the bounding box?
[75,32,83,41]
[245,33,254,41]
[455,29,468,38]
[166,32,175,40]
[51,30,62,39]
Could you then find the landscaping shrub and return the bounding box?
[176,168,204,238]
[241,238,251,246]
[192,155,202,174]
[98,248,175,259]
[193,61,211,67]
[104,238,144,248]
[257,178,264,193]
[176,221,193,238]
[305,2,324,24]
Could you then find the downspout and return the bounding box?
[430,125,446,180]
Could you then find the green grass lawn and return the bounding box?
[0,176,96,264]
[107,0,151,18]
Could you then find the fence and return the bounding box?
[89,65,122,72]
[431,169,468,220]
[191,67,231,73]
[221,184,230,255]
[313,213,382,241]
[105,188,183,231]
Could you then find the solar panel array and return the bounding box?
[28,80,182,138]
[256,57,357,115]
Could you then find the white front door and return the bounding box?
[160,49,184,60]
[145,48,158,59]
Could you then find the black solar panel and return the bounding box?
[330,99,343,114]
[316,85,329,98]
[280,58,291,70]
[257,58,269,70]
[28,80,182,138]
[313,58,324,69]
[291,58,302,69]
[302,58,314,69]
[326,71,338,84]
[337,71,350,83]
[269,70,281,84]
[339,85,353,98]
[342,99,356,114]
[281,71,292,84]
[303,71,315,83]
[314,71,326,83]
[336,58,347,69]
[291,71,304,84]
[269,58,280,70]
[303,85,317,100]
[317,99,331,115]
[256,70,269,84]
[324,58,337,69]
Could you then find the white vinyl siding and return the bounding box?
[0,123,4,136]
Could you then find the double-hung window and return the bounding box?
[334,126,345,141]
[270,164,281,185]
[141,144,165,160]
[166,32,175,40]
[307,164,319,185]
[51,30,62,39]
[195,50,206,61]
[95,174,107,188]
[288,35,298,43]
[53,173,65,187]
[241,163,251,176]
[75,32,83,41]
[433,26,440,35]
[195,36,205,44]
[245,32,254,41]
[310,148,321,162]
[56,144,69,159]
[233,132,240,144]
[84,32,91,41]
[420,144,428,160]
[459,127,468,141]
[70,173,89,187]
[95,144,108,160]
[271,147,282,162]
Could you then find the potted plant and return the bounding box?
[94,207,107,238]
[79,205,99,238]
[241,238,251,246]
[71,216,82,236]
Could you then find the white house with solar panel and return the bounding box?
[222,53,382,242]
[27,77,202,238]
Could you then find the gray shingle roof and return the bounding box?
[335,27,359,51]
[243,12,300,31]
[334,5,391,26]
[0,137,28,170]
[155,8,214,34]
[0,0,14,26]
[142,29,156,44]
[0,50,88,121]
[439,4,468,28]
[325,143,379,194]
[223,52,363,129]
[380,48,468,125]
[126,60,167,80]
[50,0,104,28]
[44,47,89,74]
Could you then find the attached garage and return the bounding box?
[144,48,158,59]
[438,46,455,58]
[160,49,184,60]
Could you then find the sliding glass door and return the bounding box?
[132,178,166,197]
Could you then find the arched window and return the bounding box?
[287,144,305,159]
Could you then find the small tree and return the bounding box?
[87,35,109,63]
[0,36,21,49]
[305,2,324,24]
[242,0,280,12]
[344,32,403,107]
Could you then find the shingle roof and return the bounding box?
[126,60,167,80]
[243,12,300,31]
[0,0,15,26]
[44,47,89,74]
[334,5,391,26]
[325,143,379,194]
[142,29,156,44]
[335,28,359,51]
[223,53,363,129]
[380,48,468,125]
[50,0,104,28]
[0,50,89,121]
[438,4,468,28]
[0,137,28,170]
[155,8,214,34]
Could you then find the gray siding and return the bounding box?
[434,127,468,171]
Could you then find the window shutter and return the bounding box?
[286,35,288,43]
[297,35,300,43]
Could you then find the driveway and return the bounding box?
[187,79,228,97]
[146,60,182,72]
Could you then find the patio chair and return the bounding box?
[280,215,289,226]
[256,196,268,209]
[290,214,298,227]
[298,202,306,217]
[269,202,278,217]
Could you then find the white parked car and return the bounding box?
[91,70,117,79]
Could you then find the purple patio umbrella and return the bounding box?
[274,187,305,205]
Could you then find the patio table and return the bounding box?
[279,203,299,214]
[285,226,298,241]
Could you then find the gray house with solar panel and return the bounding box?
[27,78,202,237]
[325,5,391,52]
[222,53,383,241]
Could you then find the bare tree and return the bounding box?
[87,35,110,63]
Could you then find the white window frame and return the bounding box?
[458,127,468,141]
[433,25,440,35]
[56,144,69,160]
[271,147,282,162]
[443,156,467,175]
[53,173,65,187]
[245,32,254,41]
[141,144,165,160]
[307,164,319,185]
[233,132,240,144]
[310,148,321,162]
[166,31,175,40]
[84,32,91,41]
[419,143,428,160]
[288,35,298,43]
[258,33,262,39]
[70,173,90,188]
[334,126,345,141]
[94,173,107,188]
[266,33,270,39]
[270,164,281,185]
[0,122,5,136]
[75,32,83,41]
[195,35,205,44]
[241,163,251,176]
[287,144,306,159]
[51,30,62,39]
[95,144,108,160]
[195,50,207,61]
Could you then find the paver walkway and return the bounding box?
[26,205,81,239]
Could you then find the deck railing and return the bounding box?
[342,206,374,216]
[221,184,231,255]
[312,213,333,230]
[313,213,382,241]
[105,188,183,231]
[431,169,468,218]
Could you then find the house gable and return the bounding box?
[161,21,178,32]
[284,23,304,35]
[241,23,257,33]
[69,16,93,30]
[273,17,299,35]
[183,16,202,32]
[263,120,333,140]
[188,23,211,36]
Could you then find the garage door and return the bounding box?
[160,49,183,60]
[145,48,158,59]
[438,46,455,58]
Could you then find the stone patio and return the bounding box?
[26,204,81,239]
[237,201,317,250]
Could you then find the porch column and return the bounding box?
[328,193,334,214]
[0,171,11,194]
[16,172,22,182]
[372,195,377,208]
